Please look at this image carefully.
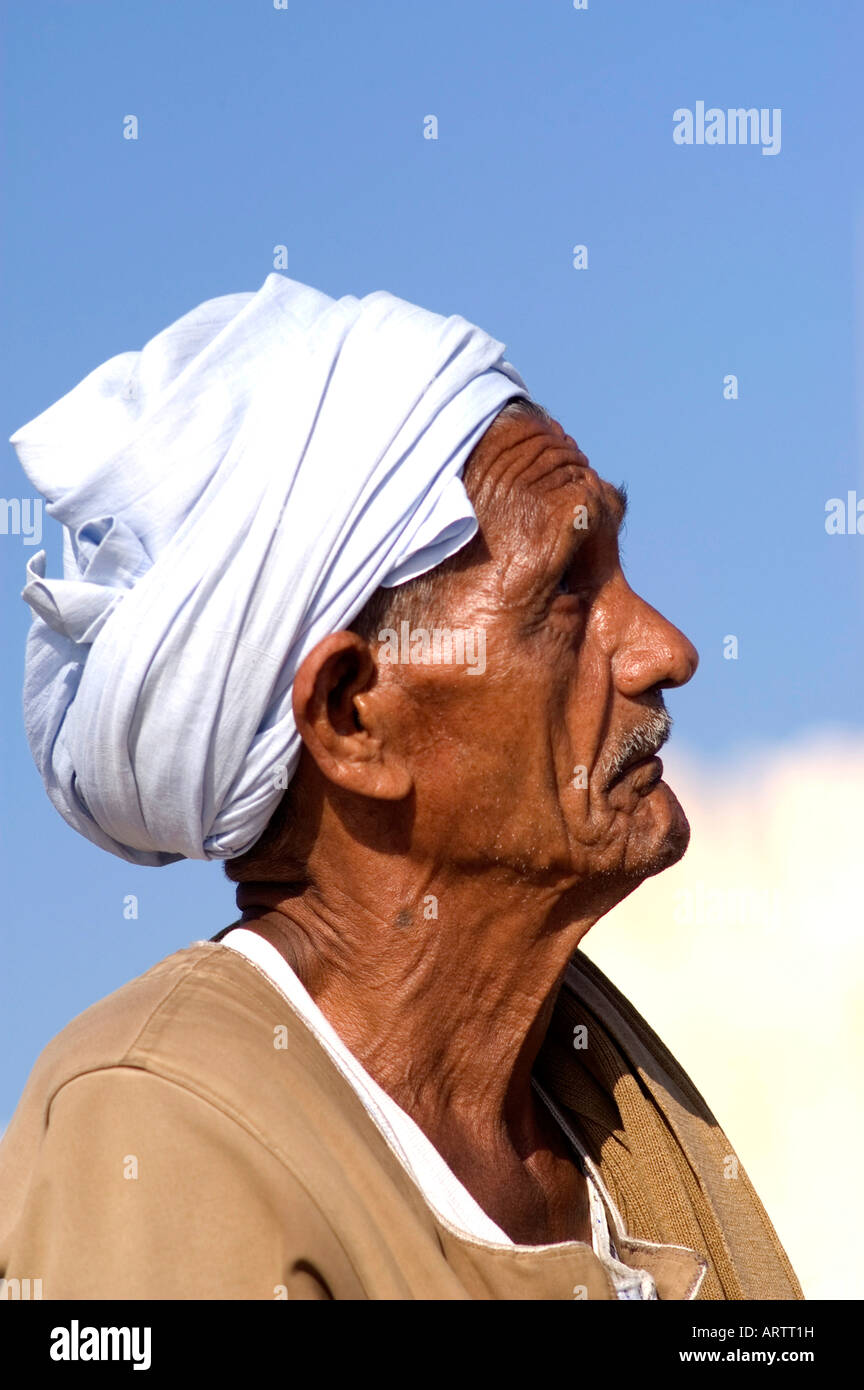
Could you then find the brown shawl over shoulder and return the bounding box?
[535,948,804,1300]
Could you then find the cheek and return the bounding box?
[481,632,616,812]
[401,619,613,822]
[437,690,555,788]
[406,673,562,830]
[552,655,616,792]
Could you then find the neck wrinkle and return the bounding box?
[236,880,304,914]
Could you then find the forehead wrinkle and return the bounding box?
[511,430,593,503]
[523,439,591,484]
[468,424,622,588]
[508,459,598,554]
[532,477,627,587]
[532,459,593,499]
[546,475,627,528]
[469,416,582,502]
[476,436,564,501]
[530,457,611,537]
[492,457,593,544]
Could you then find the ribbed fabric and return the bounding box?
[538,951,805,1301]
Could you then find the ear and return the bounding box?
[291,631,413,800]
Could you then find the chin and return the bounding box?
[622,778,691,881]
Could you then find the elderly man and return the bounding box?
[0,275,802,1301]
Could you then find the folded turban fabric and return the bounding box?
[12,273,528,866]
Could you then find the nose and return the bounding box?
[610,589,699,698]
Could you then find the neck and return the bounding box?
[231,851,604,1161]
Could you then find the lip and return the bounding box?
[609,754,664,790]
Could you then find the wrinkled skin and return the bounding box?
[236,410,699,1245]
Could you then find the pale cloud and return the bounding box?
[581,731,864,1300]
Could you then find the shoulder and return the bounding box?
[6,940,380,1166]
[0,942,393,1296]
[13,943,271,1107]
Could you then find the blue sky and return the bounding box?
[1,0,861,1120]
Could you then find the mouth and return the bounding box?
[599,707,673,794]
[608,753,665,792]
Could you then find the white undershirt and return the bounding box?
[215,926,658,1299]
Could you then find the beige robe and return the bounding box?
[0,940,803,1300]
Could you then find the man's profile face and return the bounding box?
[378,410,700,915]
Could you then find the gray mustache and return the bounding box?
[603,705,673,786]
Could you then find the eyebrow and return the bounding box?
[553,480,628,571]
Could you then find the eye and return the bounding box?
[551,564,595,607]
[555,565,583,597]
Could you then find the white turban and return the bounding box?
[12,273,528,866]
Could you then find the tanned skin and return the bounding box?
[233,410,698,1246]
